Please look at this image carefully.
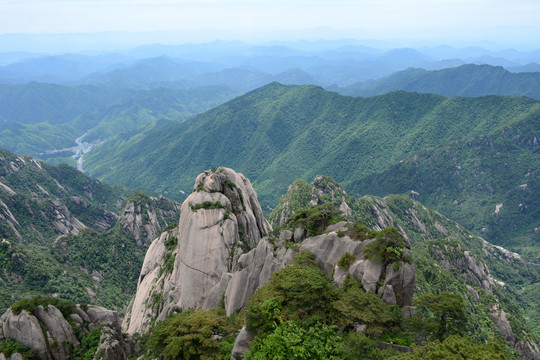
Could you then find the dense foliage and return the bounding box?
[145,308,236,360]
[0,83,236,164]
[283,202,345,236]
[362,226,411,264]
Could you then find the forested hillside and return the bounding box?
[0,149,180,312]
[83,83,540,259]
[341,64,540,99]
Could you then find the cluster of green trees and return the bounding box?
[138,251,516,359]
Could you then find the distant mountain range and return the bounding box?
[2,41,539,88]
[338,64,540,99]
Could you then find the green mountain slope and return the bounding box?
[84,83,540,257]
[349,122,540,261]
[0,149,180,312]
[0,82,128,125]
[270,175,540,348]
[0,82,237,164]
[342,64,540,99]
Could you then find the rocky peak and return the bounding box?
[124,169,416,336]
[123,167,271,334]
[118,192,180,247]
[269,175,354,227]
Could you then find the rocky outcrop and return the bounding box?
[118,193,180,247]
[0,149,130,245]
[269,176,355,227]
[230,327,255,360]
[0,303,131,360]
[125,169,418,337]
[224,220,415,316]
[123,167,270,334]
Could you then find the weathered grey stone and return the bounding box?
[0,309,48,360]
[325,221,350,233]
[332,264,349,288]
[225,238,294,315]
[34,305,80,359]
[361,260,383,293]
[488,304,515,343]
[86,306,121,329]
[124,167,270,334]
[466,285,480,301]
[384,262,416,307]
[293,227,305,242]
[73,305,91,323]
[94,325,130,360]
[515,340,540,360]
[299,232,366,276]
[353,323,367,333]
[118,197,180,247]
[279,230,293,242]
[230,327,255,360]
[3,354,22,360]
[68,313,84,326]
[378,285,397,306]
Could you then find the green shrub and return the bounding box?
[285,203,345,237]
[341,333,399,360]
[337,252,356,269]
[11,295,77,317]
[145,308,235,360]
[164,236,177,251]
[362,227,409,264]
[76,326,102,360]
[163,222,178,232]
[190,201,226,212]
[244,321,343,360]
[412,292,467,340]
[0,339,36,359]
[246,252,338,333]
[334,281,400,336]
[394,335,514,360]
[350,224,378,241]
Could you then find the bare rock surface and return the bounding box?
[123,167,270,334]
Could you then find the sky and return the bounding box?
[1,0,539,49]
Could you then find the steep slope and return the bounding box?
[342,64,540,99]
[349,121,540,261]
[271,175,540,358]
[0,82,237,166]
[84,83,540,254]
[0,149,180,312]
[123,169,538,358]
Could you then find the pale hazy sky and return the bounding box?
[1,0,539,46]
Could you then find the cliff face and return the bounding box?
[118,193,180,247]
[123,167,270,334]
[0,149,128,245]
